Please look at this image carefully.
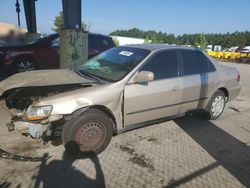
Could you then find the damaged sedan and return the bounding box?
[0,44,241,154]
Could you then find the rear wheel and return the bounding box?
[206,90,226,120]
[14,58,36,73]
[62,109,113,155]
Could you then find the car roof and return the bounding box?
[45,32,111,38]
[121,44,198,51]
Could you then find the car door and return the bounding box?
[178,49,218,113]
[36,37,60,69]
[124,50,183,126]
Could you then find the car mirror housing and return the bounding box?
[134,71,154,83]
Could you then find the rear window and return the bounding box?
[181,50,215,76]
[89,35,114,49]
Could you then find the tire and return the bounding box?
[14,58,36,73]
[62,109,113,155]
[205,90,226,120]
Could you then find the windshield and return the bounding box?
[77,47,150,82]
[0,35,46,47]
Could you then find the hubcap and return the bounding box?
[75,121,105,152]
[211,95,225,117]
[17,61,35,72]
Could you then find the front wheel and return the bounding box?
[14,58,36,73]
[206,90,226,120]
[62,109,113,155]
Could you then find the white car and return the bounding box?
[240,46,250,53]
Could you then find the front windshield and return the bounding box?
[78,47,150,82]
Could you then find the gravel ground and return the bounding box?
[0,61,250,188]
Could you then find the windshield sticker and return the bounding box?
[119,51,134,57]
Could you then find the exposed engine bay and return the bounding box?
[1,84,92,112]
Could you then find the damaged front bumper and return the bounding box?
[7,114,63,139]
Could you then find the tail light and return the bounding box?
[237,72,240,82]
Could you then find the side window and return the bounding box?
[181,50,199,75]
[89,35,113,49]
[196,51,216,73]
[88,35,96,49]
[142,50,179,80]
[196,51,210,73]
[51,37,60,47]
[181,50,216,76]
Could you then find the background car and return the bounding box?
[0,33,115,78]
[240,46,250,53]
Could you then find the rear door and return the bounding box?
[35,37,60,69]
[179,49,218,113]
[124,50,183,126]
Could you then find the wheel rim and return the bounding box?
[17,61,35,72]
[211,95,225,117]
[75,121,106,152]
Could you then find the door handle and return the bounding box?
[93,49,99,53]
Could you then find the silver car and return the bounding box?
[0,44,241,154]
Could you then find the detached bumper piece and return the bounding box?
[6,115,63,139]
[14,121,52,139]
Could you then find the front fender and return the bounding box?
[36,83,124,130]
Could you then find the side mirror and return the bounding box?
[134,71,154,83]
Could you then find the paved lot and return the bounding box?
[0,62,250,188]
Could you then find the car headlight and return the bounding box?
[25,106,53,121]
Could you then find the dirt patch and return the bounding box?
[129,154,155,171]
[119,145,135,155]
[147,137,159,144]
[119,144,155,171]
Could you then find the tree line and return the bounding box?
[110,28,250,49]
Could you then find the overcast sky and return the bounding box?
[0,0,250,35]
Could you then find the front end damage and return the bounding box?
[1,84,92,140]
[7,113,64,139]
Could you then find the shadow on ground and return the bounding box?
[33,142,105,188]
[165,116,250,187]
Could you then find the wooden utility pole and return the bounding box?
[23,0,40,42]
[60,0,88,69]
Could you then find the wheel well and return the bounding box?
[69,105,117,134]
[90,105,117,133]
[218,87,229,99]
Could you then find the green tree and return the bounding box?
[52,11,91,32]
[196,34,207,49]
[110,28,250,48]
[52,11,63,32]
[112,37,120,46]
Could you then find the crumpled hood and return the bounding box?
[0,69,94,96]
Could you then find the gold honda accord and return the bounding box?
[0,44,241,154]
